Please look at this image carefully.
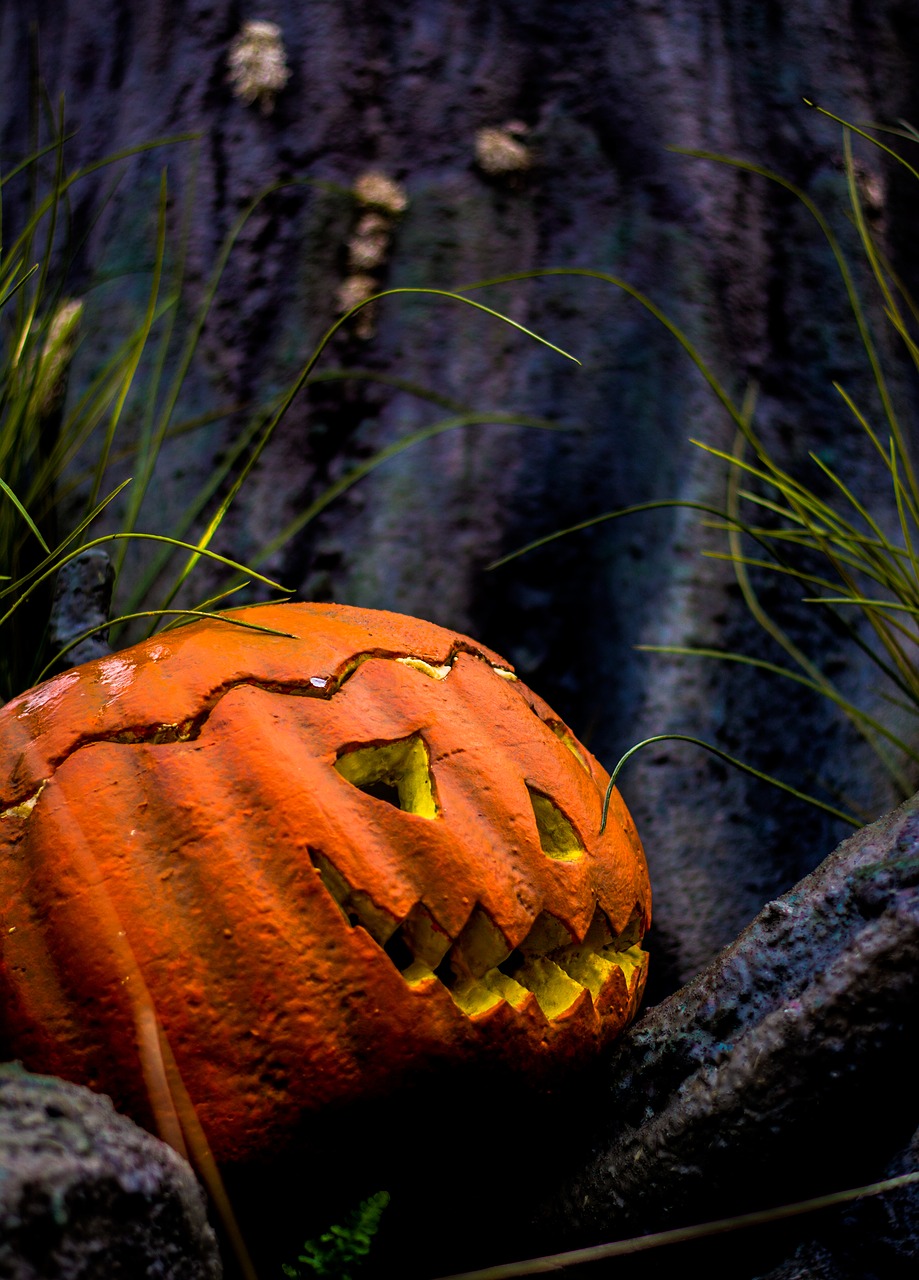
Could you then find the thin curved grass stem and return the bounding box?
[0,478,50,552]
[0,532,288,631]
[34,607,295,685]
[90,173,168,518]
[159,287,577,608]
[249,412,561,574]
[600,735,861,833]
[459,267,748,438]
[153,1029,261,1280]
[638,647,919,766]
[433,1169,919,1280]
[488,500,739,569]
[726,426,832,696]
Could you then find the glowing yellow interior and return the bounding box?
[0,783,46,822]
[395,657,452,680]
[528,789,584,861]
[334,736,438,818]
[510,955,585,1019]
[400,903,452,968]
[450,976,504,1017]
[550,724,590,772]
[452,907,512,977]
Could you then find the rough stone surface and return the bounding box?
[1,0,918,1016]
[48,550,115,670]
[517,794,919,1278]
[753,1125,919,1277]
[0,1066,222,1280]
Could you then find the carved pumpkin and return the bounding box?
[0,603,650,1166]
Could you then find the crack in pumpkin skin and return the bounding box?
[0,603,651,1167]
[0,624,518,812]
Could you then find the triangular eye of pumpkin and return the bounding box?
[334,735,439,818]
[527,787,584,861]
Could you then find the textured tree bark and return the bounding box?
[2,0,918,1015]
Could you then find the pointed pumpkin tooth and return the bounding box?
[450,976,504,1018]
[450,905,512,978]
[555,948,619,1002]
[508,956,586,1020]
[344,886,400,946]
[610,909,644,950]
[602,944,647,993]
[585,945,648,1018]
[583,906,615,950]
[308,849,400,946]
[520,910,573,955]
[482,968,531,1009]
[399,902,451,968]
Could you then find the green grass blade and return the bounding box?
[638,646,919,766]
[803,99,919,181]
[0,478,50,553]
[119,401,279,622]
[459,268,750,439]
[0,532,289,631]
[723,424,836,697]
[0,479,134,601]
[0,261,38,311]
[488,499,749,570]
[380,287,580,364]
[890,439,919,596]
[600,734,861,833]
[89,170,169,516]
[159,286,578,607]
[248,412,564,575]
[34,607,298,684]
[115,177,319,593]
[802,594,919,616]
[841,133,918,503]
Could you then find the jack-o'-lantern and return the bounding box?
[0,603,650,1167]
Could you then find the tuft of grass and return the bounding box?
[0,94,294,698]
[482,104,919,824]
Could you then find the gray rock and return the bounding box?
[530,794,919,1275]
[0,1066,221,1280]
[47,550,115,671]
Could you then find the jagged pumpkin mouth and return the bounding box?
[308,847,646,1024]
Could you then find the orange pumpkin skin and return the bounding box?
[0,603,650,1165]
